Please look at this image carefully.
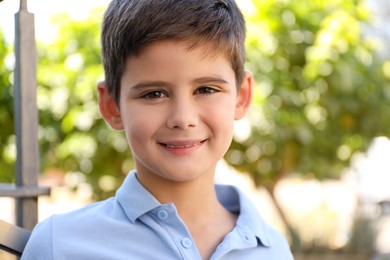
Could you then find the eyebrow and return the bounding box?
[129,81,171,90]
[192,76,229,86]
[129,76,230,90]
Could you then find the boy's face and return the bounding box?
[98,40,252,184]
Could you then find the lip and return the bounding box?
[158,139,207,155]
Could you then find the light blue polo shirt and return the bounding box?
[22,171,293,259]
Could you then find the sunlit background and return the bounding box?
[1,0,390,259]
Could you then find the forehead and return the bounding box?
[131,39,230,67]
[133,38,229,62]
[121,40,236,85]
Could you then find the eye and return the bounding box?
[194,86,219,95]
[140,90,168,99]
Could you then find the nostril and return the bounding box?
[166,106,198,129]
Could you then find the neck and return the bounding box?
[136,169,223,220]
[136,169,237,260]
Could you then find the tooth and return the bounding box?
[165,142,201,148]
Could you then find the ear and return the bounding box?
[97,81,124,130]
[234,71,253,120]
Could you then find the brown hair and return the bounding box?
[101,0,246,105]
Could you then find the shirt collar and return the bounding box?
[116,171,271,247]
[215,184,272,247]
[116,170,161,223]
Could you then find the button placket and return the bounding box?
[157,209,169,220]
[153,205,201,259]
[181,237,193,249]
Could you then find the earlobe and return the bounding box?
[97,81,124,130]
[234,71,253,120]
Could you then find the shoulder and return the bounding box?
[49,197,121,235]
[22,198,118,259]
[239,195,292,257]
[264,224,293,258]
[21,216,53,259]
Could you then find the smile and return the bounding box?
[161,140,206,148]
[165,143,200,149]
[158,140,207,154]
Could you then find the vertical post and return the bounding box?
[14,0,39,231]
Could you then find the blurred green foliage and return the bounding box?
[36,10,134,200]
[230,0,389,248]
[228,0,390,189]
[0,29,14,183]
[0,9,132,200]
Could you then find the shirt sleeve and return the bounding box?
[21,217,53,260]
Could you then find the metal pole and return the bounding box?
[14,0,39,231]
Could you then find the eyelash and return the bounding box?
[140,86,220,99]
[140,90,167,99]
[195,86,219,95]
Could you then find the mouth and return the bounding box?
[159,140,206,148]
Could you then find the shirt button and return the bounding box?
[157,209,168,220]
[181,238,193,249]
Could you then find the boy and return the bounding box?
[22,0,293,259]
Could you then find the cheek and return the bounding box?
[121,109,152,143]
[204,102,236,133]
[214,97,237,119]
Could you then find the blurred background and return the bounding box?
[1,0,390,259]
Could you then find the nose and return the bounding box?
[166,99,199,129]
